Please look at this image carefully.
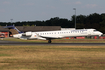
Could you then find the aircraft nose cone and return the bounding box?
[99,32,103,36]
[101,33,103,36]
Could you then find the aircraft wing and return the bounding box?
[40,35,63,39]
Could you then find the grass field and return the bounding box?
[0,45,105,70]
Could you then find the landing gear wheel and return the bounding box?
[48,39,51,43]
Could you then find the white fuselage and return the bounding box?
[13,29,103,40]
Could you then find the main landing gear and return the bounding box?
[48,39,52,43]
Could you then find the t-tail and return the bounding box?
[4,25,23,35]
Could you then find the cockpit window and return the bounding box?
[94,30,97,31]
[94,30,98,32]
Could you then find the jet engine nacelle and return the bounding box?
[25,32,32,36]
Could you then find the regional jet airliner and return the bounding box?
[4,26,103,43]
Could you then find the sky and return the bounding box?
[0,0,105,22]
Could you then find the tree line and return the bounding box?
[0,13,105,33]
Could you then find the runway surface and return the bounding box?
[0,40,105,46]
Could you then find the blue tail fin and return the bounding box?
[4,25,23,35]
